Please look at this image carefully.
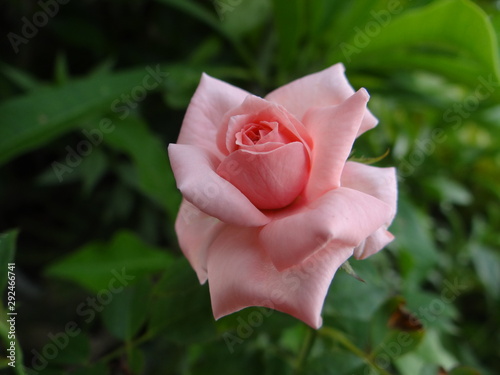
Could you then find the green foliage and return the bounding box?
[390,194,439,287]
[1,0,499,374]
[101,277,152,341]
[45,230,173,292]
[333,0,500,89]
[96,115,180,219]
[0,68,158,165]
[271,0,302,78]
[148,258,217,344]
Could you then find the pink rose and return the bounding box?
[168,63,397,329]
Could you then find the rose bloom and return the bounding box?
[168,64,397,328]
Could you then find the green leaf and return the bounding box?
[471,244,500,299]
[0,229,18,294]
[183,339,267,375]
[278,324,307,354]
[323,0,388,54]
[393,352,435,375]
[161,65,203,109]
[395,329,458,372]
[149,258,217,343]
[49,331,90,365]
[303,349,364,375]
[402,289,459,333]
[340,260,365,282]
[216,307,296,355]
[0,62,41,92]
[101,176,136,222]
[156,0,249,58]
[420,329,458,367]
[335,0,500,91]
[87,58,116,78]
[162,64,250,109]
[127,346,145,375]
[45,230,174,292]
[0,67,159,165]
[349,149,390,165]
[389,194,438,287]
[371,329,425,366]
[423,176,473,206]
[156,0,224,36]
[80,148,108,195]
[101,277,152,341]
[271,0,302,75]
[70,362,109,375]
[155,0,261,84]
[54,52,70,86]
[319,326,382,373]
[324,259,390,321]
[218,0,271,37]
[98,115,180,219]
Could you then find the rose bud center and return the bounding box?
[217,119,310,210]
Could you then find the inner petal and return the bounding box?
[238,122,273,146]
[221,96,313,155]
[236,121,293,150]
[217,142,310,210]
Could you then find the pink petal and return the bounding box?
[207,226,354,328]
[168,143,270,227]
[341,162,398,259]
[259,187,392,271]
[265,63,377,136]
[303,89,369,201]
[341,162,397,220]
[177,73,250,157]
[175,199,225,283]
[216,142,309,210]
[218,95,312,155]
[234,120,292,149]
[353,228,394,260]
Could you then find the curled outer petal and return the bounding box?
[207,226,354,329]
[168,144,270,227]
[265,63,377,136]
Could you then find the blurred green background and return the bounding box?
[0,0,499,374]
